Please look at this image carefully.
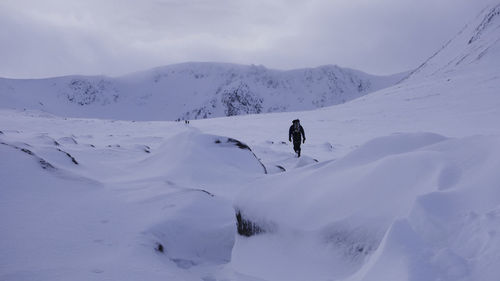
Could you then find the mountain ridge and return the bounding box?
[0,63,406,121]
[405,3,500,81]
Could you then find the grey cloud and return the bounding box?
[0,0,495,78]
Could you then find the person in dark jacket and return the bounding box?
[289,119,306,157]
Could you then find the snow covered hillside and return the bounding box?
[0,63,404,121]
[1,3,500,281]
[406,3,500,79]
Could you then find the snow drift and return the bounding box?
[233,133,500,281]
[0,124,267,281]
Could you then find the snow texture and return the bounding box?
[1,3,500,281]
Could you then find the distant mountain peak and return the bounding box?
[0,63,404,121]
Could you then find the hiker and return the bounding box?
[289,119,306,157]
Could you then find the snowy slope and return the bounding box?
[406,2,500,79]
[222,4,500,281]
[0,63,404,121]
[1,3,500,281]
[0,120,265,281]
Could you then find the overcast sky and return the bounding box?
[0,0,495,78]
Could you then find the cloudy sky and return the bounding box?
[0,0,495,78]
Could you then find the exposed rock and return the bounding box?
[57,148,79,165]
[214,137,268,174]
[276,165,286,172]
[469,4,500,44]
[1,142,56,170]
[155,243,164,253]
[235,210,265,237]
[221,82,263,116]
[66,79,119,106]
[226,138,251,150]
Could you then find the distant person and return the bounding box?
[289,119,306,157]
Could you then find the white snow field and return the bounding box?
[1,3,500,281]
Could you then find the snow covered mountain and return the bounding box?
[1,3,500,281]
[406,3,500,79]
[0,63,404,121]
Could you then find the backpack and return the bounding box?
[292,121,301,135]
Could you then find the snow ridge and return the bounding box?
[0,63,405,121]
[468,4,500,44]
[406,3,500,80]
